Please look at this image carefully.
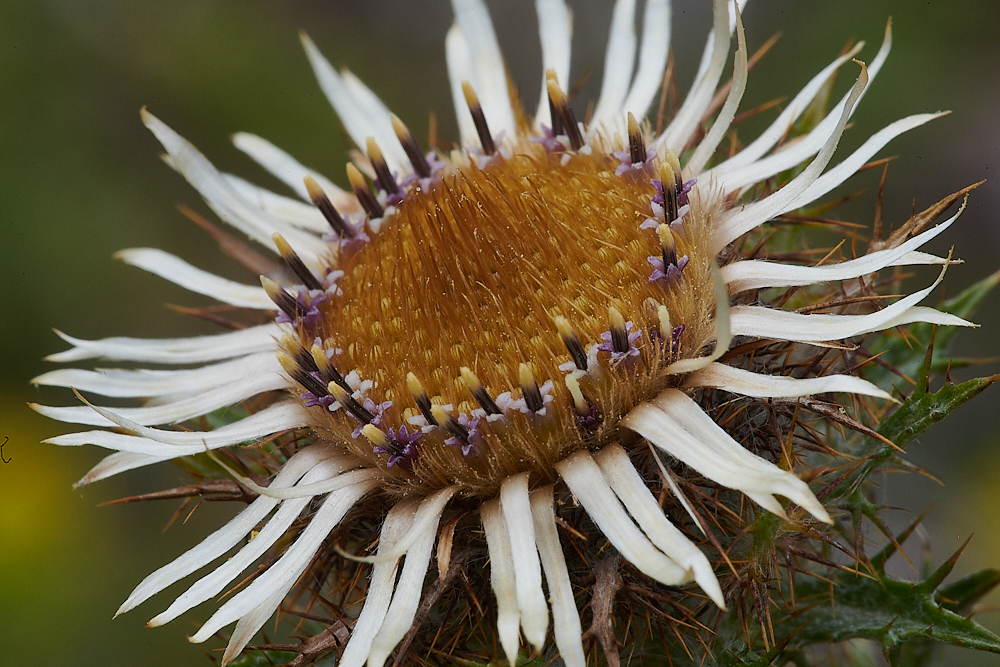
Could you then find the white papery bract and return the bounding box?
[35,1,973,666]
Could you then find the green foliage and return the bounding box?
[869,268,1000,386]
[774,548,1000,665]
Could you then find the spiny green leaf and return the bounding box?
[775,560,1000,659]
[828,373,999,499]
[936,569,1000,615]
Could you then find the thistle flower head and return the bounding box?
[33,1,981,665]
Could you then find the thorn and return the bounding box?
[870,504,935,573]
[391,114,431,178]
[917,535,974,593]
[346,162,384,218]
[304,176,355,238]
[915,326,937,398]
[462,81,496,155]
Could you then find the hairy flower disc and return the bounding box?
[305,141,715,495]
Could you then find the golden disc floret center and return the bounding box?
[302,142,716,496]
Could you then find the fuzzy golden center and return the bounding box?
[292,142,715,496]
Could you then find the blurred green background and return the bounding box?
[2,1,999,665]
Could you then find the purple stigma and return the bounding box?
[647,255,690,283]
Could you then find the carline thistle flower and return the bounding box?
[33,0,979,665]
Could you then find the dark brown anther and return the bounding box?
[657,223,678,268]
[460,367,502,416]
[311,343,352,393]
[406,372,437,426]
[461,81,496,156]
[659,162,680,222]
[546,70,584,150]
[519,363,544,414]
[328,382,376,424]
[277,352,328,398]
[346,163,385,218]
[627,112,646,165]
[261,276,304,321]
[608,306,629,355]
[303,176,355,238]
[555,315,588,371]
[391,114,432,179]
[431,405,470,442]
[665,150,684,191]
[365,137,400,195]
[281,334,318,373]
[547,94,564,137]
[361,424,401,454]
[272,233,324,291]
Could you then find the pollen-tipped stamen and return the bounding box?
[366,137,400,196]
[304,175,355,238]
[406,372,437,426]
[390,114,431,179]
[657,224,678,269]
[261,276,304,321]
[519,363,544,414]
[659,162,680,221]
[277,351,328,398]
[555,315,588,371]
[657,305,672,341]
[564,375,588,415]
[272,233,324,291]
[346,162,384,219]
[282,334,319,372]
[545,71,583,150]
[329,382,376,424]
[362,424,403,457]
[627,112,646,165]
[608,306,630,355]
[461,367,502,416]
[461,81,496,156]
[430,405,470,442]
[311,343,351,392]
